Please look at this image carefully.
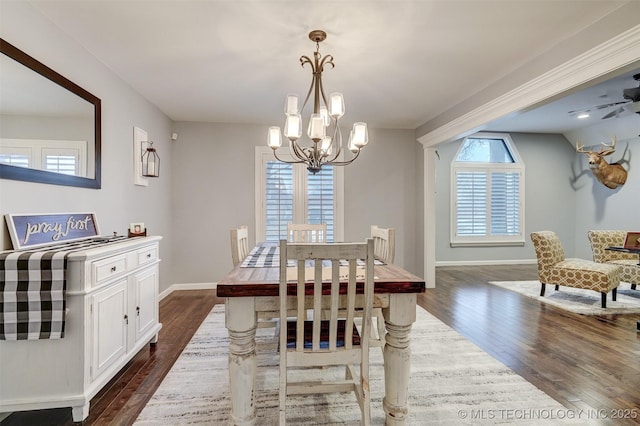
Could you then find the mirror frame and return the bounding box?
[0,38,101,189]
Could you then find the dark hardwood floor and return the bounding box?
[3,264,639,425]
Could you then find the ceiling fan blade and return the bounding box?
[568,100,629,115]
[601,107,625,119]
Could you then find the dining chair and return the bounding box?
[371,225,395,264]
[369,225,395,348]
[230,225,279,350]
[287,223,327,243]
[279,238,374,425]
[230,225,249,267]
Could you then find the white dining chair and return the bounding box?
[279,238,374,425]
[369,225,395,348]
[230,225,249,267]
[287,223,327,243]
[371,225,395,264]
[230,225,279,350]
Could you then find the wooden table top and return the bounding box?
[217,244,426,298]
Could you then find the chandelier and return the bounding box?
[267,30,369,174]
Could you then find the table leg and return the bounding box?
[382,293,417,425]
[226,297,257,426]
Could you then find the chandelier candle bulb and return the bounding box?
[352,122,368,147]
[321,136,332,157]
[319,106,330,126]
[268,126,282,149]
[284,114,302,140]
[307,113,326,141]
[285,94,299,115]
[348,131,358,153]
[329,92,345,118]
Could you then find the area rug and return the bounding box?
[134,305,585,425]
[489,281,640,315]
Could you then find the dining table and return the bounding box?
[216,242,426,425]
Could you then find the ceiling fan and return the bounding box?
[568,73,640,119]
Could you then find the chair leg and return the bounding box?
[540,283,546,296]
[601,292,607,309]
[632,284,637,290]
[554,284,559,291]
[612,287,617,301]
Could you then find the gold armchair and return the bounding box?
[530,231,621,308]
[588,230,639,291]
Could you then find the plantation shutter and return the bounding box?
[265,161,294,241]
[307,165,335,241]
[455,171,487,236]
[0,153,29,168]
[45,154,77,175]
[490,171,520,236]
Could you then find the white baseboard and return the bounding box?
[436,259,537,267]
[159,282,218,300]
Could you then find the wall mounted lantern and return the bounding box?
[141,141,160,178]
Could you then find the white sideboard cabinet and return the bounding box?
[0,236,163,422]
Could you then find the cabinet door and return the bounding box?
[133,265,158,342]
[91,279,128,380]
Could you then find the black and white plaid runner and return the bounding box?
[0,236,129,340]
[240,245,385,268]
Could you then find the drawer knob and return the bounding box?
[111,266,117,272]
[147,254,151,258]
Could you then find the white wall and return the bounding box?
[169,122,422,284]
[0,2,175,292]
[434,133,579,264]
[572,138,640,259]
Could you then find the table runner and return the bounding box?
[240,244,385,268]
[0,236,128,340]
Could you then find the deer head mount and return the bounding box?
[576,136,627,189]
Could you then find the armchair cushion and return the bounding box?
[539,258,620,293]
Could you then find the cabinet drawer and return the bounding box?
[137,246,158,267]
[93,254,128,284]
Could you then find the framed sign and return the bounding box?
[5,212,100,250]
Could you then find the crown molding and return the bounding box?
[418,25,640,147]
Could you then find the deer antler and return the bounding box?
[576,142,590,153]
[599,135,616,150]
[598,136,617,155]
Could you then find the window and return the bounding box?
[0,139,86,176]
[450,133,524,246]
[0,152,30,168]
[256,147,343,242]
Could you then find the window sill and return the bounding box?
[450,240,525,248]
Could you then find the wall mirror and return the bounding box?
[0,38,101,189]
